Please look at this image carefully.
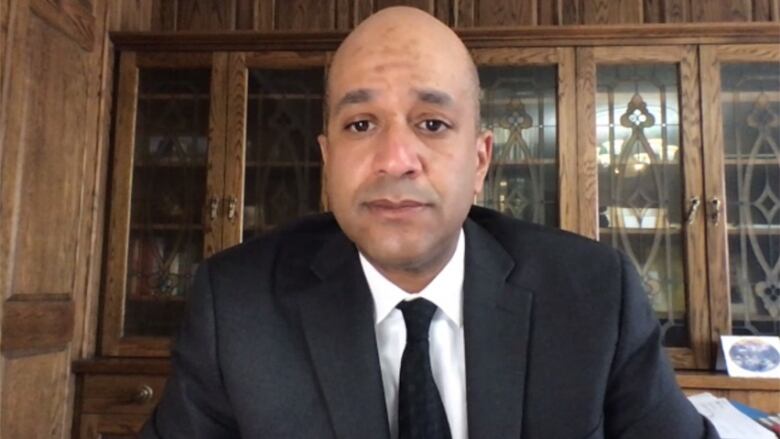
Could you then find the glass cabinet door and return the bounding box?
[701,45,780,340]
[577,46,710,369]
[472,48,577,231]
[220,53,327,247]
[102,53,222,357]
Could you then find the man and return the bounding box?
[142,6,718,439]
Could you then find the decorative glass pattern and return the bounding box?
[478,66,558,227]
[124,69,210,337]
[243,69,324,241]
[596,64,689,347]
[722,62,780,336]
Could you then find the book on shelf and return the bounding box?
[688,392,778,439]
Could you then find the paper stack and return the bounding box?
[688,393,776,439]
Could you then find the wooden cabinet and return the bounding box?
[74,28,780,437]
[100,51,328,357]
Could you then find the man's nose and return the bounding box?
[372,121,423,177]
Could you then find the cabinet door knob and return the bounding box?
[134,385,154,404]
[226,196,238,221]
[709,197,722,225]
[209,197,220,221]
[685,196,701,225]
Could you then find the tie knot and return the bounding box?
[397,298,437,343]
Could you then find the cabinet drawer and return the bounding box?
[82,375,167,415]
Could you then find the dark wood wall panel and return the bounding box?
[177,0,235,30]
[691,0,751,21]
[275,0,336,30]
[478,0,535,25]
[109,0,779,32]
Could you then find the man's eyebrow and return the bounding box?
[333,89,374,114]
[414,88,454,107]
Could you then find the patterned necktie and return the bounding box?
[396,298,452,439]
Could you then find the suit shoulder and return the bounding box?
[205,213,340,275]
[468,206,622,276]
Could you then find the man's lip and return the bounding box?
[364,199,428,209]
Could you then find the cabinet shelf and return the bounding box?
[599,226,683,235]
[727,226,780,235]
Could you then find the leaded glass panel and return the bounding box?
[596,64,689,347]
[243,69,324,241]
[124,69,210,337]
[722,62,780,336]
[478,66,558,227]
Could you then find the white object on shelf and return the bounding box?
[688,392,775,439]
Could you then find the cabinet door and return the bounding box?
[220,52,327,246]
[577,46,710,369]
[101,53,227,357]
[701,45,780,340]
[472,48,577,231]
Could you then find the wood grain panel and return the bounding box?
[205,52,228,256]
[151,0,177,31]
[111,0,152,31]
[82,375,166,414]
[354,0,374,26]
[10,11,94,297]
[754,0,772,20]
[275,0,335,30]
[177,0,235,30]
[691,0,751,22]
[221,52,249,248]
[100,52,138,357]
[454,0,475,26]
[538,0,558,25]
[575,47,597,238]
[478,0,536,26]
[435,0,451,24]
[699,45,731,350]
[375,0,434,13]
[643,0,662,23]
[557,47,578,232]
[1,298,74,353]
[678,45,710,369]
[336,0,351,29]
[582,0,642,24]
[1,351,70,439]
[79,413,148,439]
[664,0,690,22]
[30,0,94,50]
[560,0,581,24]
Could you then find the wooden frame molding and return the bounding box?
[110,22,780,52]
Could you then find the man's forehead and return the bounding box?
[332,87,455,114]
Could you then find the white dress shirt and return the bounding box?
[359,229,467,439]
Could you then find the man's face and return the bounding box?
[318,34,491,278]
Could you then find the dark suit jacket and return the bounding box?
[141,206,719,438]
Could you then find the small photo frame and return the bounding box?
[719,335,780,379]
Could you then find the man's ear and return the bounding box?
[317,134,328,167]
[474,130,493,195]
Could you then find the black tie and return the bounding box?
[396,298,452,439]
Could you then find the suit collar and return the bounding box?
[463,218,533,439]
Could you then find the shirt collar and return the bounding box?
[359,229,465,328]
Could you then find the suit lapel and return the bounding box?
[463,219,533,439]
[296,233,391,439]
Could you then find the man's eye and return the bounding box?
[346,120,374,132]
[418,119,449,133]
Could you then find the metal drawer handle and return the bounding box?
[134,385,154,404]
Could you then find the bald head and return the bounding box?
[326,6,481,131]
